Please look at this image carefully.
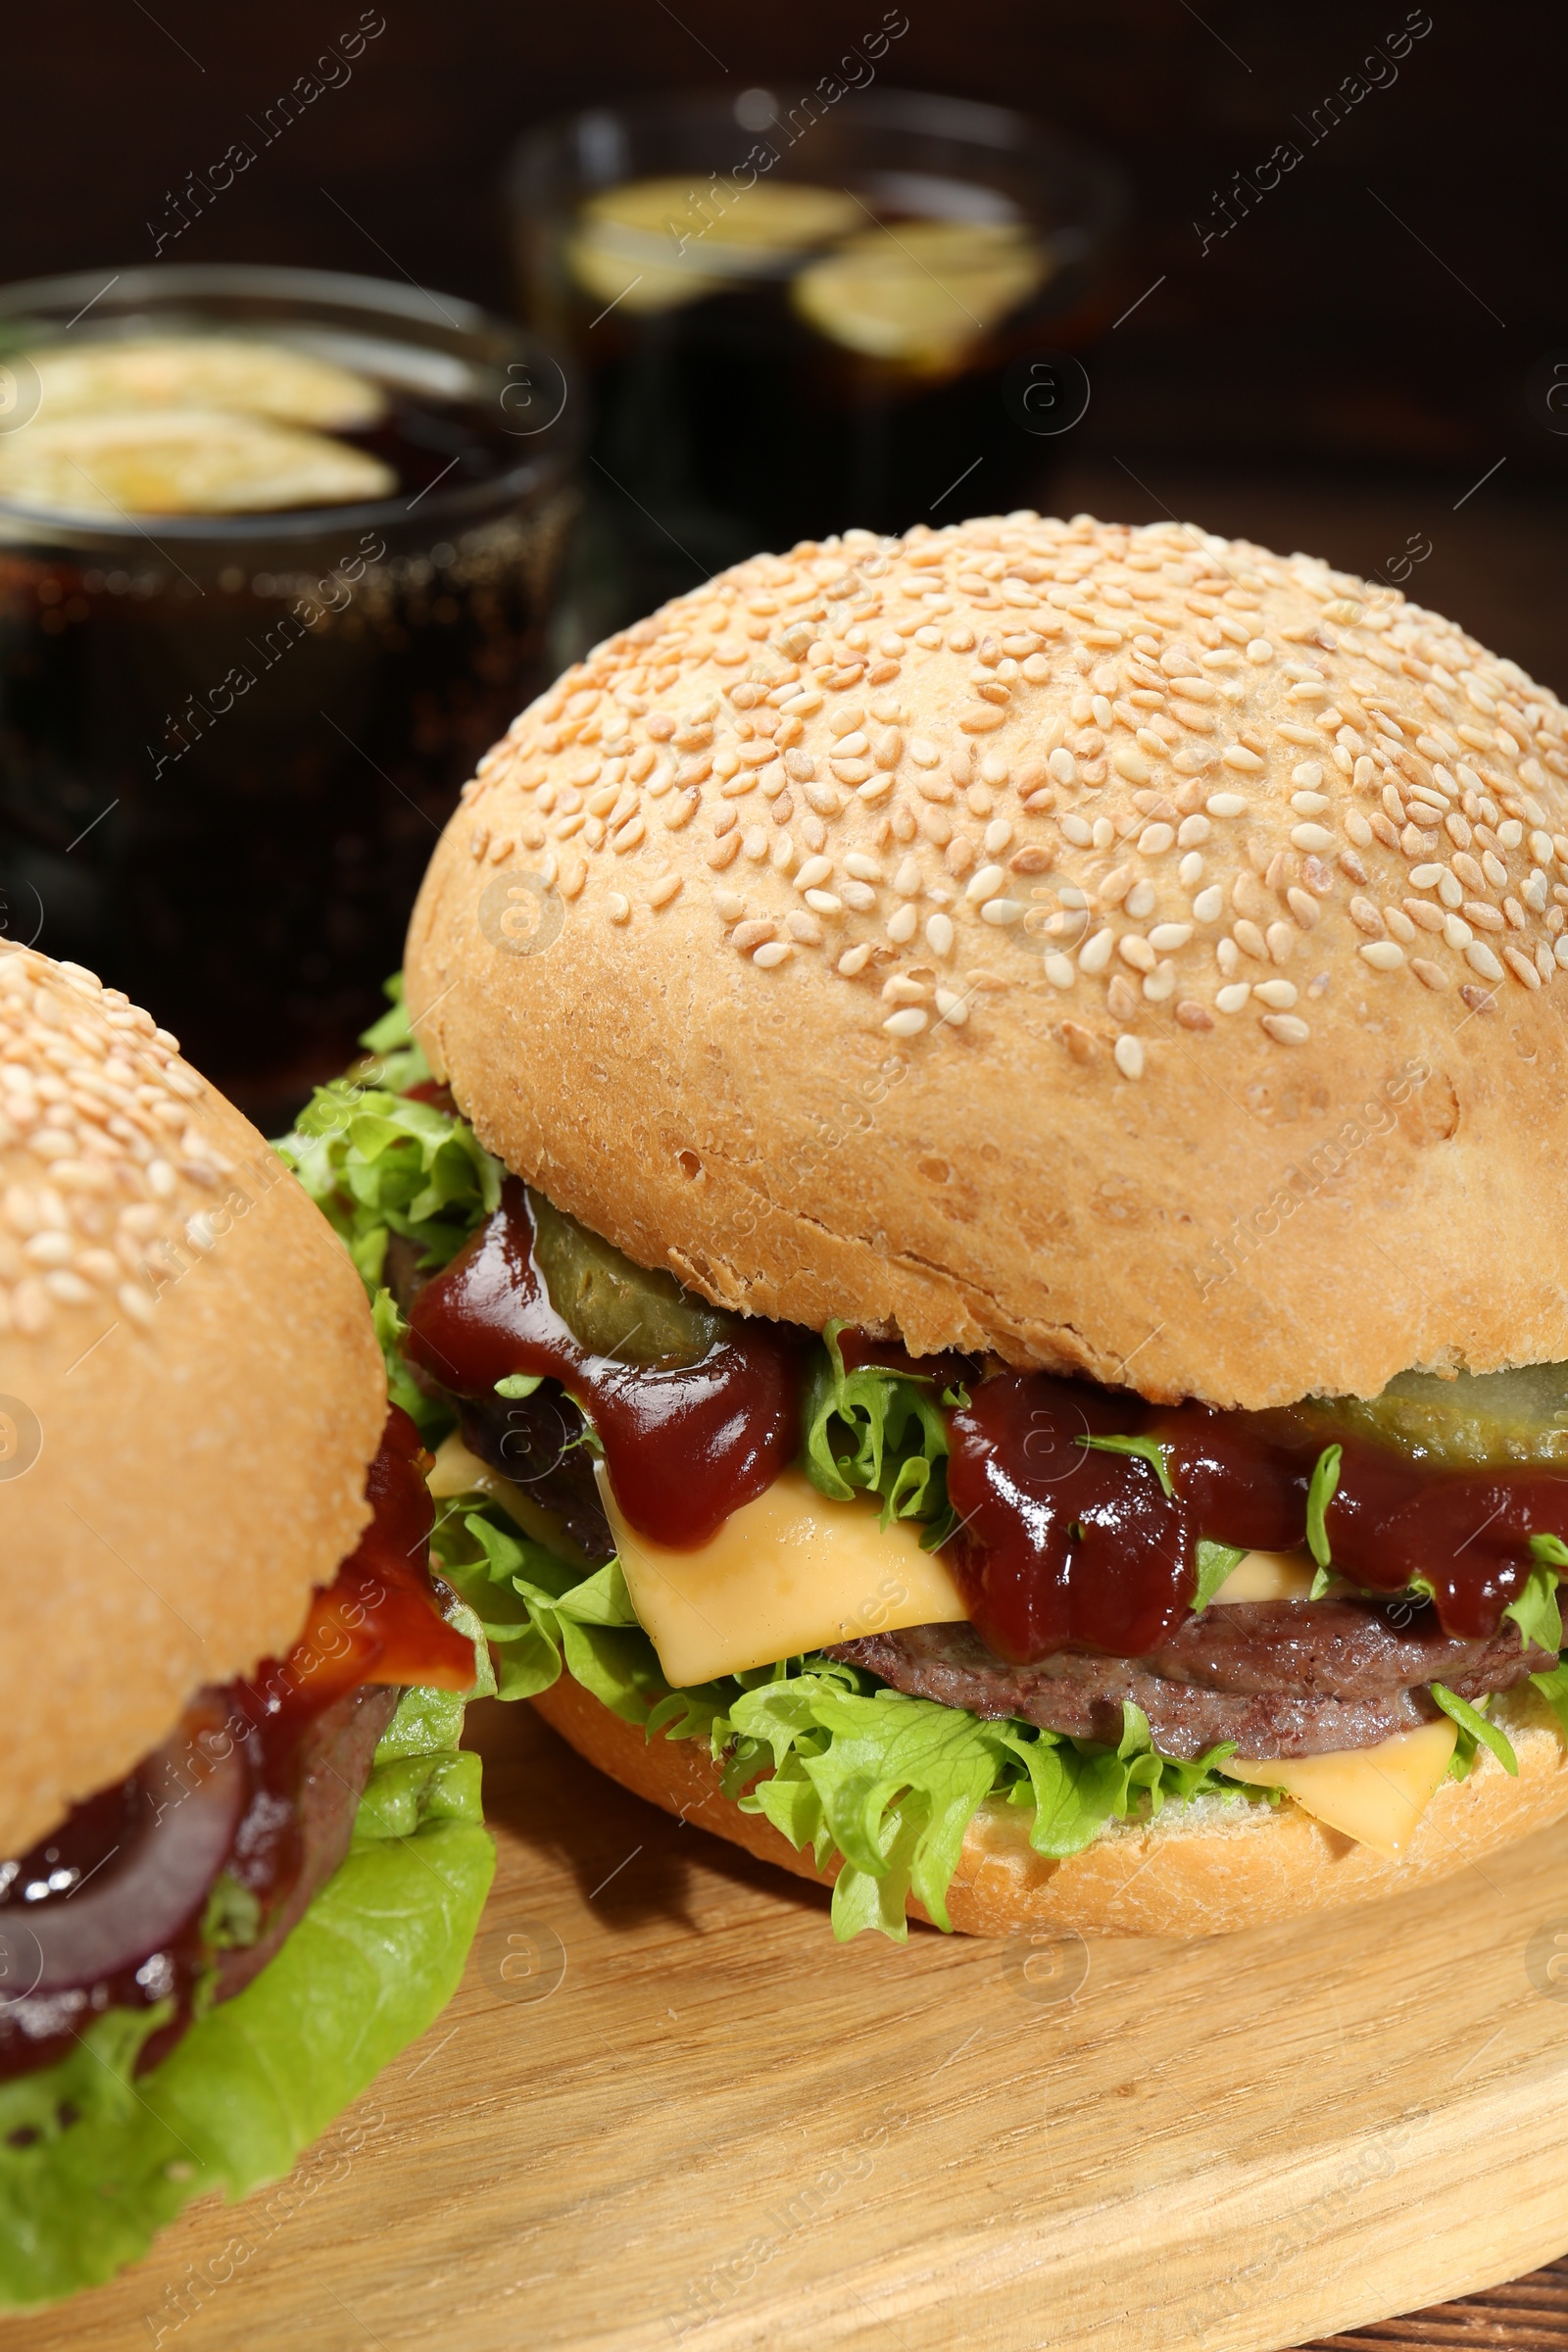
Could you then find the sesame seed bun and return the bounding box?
[405,512,1568,1407]
[529,1669,1568,1938]
[0,949,386,1856]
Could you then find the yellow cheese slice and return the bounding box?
[425,1430,599,1569]
[1209,1547,1318,1603]
[1221,1719,1457,1859]
[596,1463,967,1689]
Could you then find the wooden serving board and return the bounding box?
[17,1698,1568,2352]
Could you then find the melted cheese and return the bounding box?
[1221,1719,1457,1859]
[596,1464,967,1688]
[440,1438,1455,1862]
[1209,1547,1318,1603]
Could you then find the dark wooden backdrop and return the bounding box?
[2,1,1563,662]
[5,0,1561,680]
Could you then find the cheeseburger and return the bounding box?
[291,512,1568,1944]
[0,950,490,2307]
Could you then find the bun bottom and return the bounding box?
[528,1677,1568,1937]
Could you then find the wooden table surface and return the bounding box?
[13,1697,1568,2352]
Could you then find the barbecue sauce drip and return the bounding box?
[282,1402,474,1711]
[0,1409,468,2084]
[406,1180,804,1548]
[943,1373,1568,1665]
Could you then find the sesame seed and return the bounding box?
[1112,1034,1145,1080]
[1466,940,1504,981]
[1079,928,1115,973]
[795,856,833,892]
[1215,982,1251,1012]
[980,899,1025,926]
[1260,1012,1311,1044]
[1253,979,1298,1008]
[1291,823,1333,853]
[1206,792,1247,816]
[1043,954,1076,989]
[838,943,875,976]
[925,912,955,957]
[884,1007,929,1038]
[804,890,842,915]
[753,941,794,968]
[1138,822,1175,855]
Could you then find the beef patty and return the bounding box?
[827,1601,1553,1759]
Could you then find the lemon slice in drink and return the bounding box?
[0,408,395,517]
[24,335,386,430]
[568,176,861,312]
[793,220,1050,368]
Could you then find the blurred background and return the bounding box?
[0,0,1560,1118]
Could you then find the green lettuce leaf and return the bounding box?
[0,1709,492,2311]
[1429,1681,1519,1777]
[446,1488,1268,1945]
[800,1322,953,1530]
[1530,1659,1568,1740]
[1504,1559,1566,1656]
[1191,1540,1247,1611]
[1078,1433,1174,1498]
[274,984,502,1297]
[1305,1443,1342,1586]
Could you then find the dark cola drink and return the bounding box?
[510,86,1124,629]
[0,267,576,1124]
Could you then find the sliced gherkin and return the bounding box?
[528,1189,728,1368]
[1305,1361,1568,1470]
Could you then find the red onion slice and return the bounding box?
[5,1730,248,1998]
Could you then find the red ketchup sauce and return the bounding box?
[406,1180,804,1548]
[944,1373,1568,1665]
[277,1402,475,1714]
[0,1409,469,2083]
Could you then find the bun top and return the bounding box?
[0,949,385,1854]
[405,513,1568,1410]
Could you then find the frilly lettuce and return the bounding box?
[801,1322,957,1534]
[275,980,502,1297]
[432,1495,1263,1945]
[0,1699,492,2311]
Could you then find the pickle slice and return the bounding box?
[791,220,1050,368]
[528,1190,729,1368]
[25,335,386,430]
[568,177,862,314]
[1307,1361,1568,1470]
[0,408,395,517]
